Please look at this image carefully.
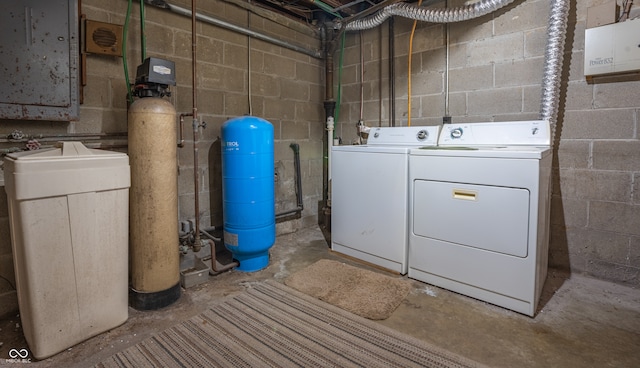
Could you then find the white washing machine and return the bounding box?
[331,126,440,274]
[408,120,552,316]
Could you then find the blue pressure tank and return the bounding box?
[221,116,275,272]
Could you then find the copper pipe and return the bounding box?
[191,0,201,252]
[206,239,238,274]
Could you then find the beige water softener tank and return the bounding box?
[128,96,180,310]
[4,142,130,360]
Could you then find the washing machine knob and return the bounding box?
[451,127,463,139]
[416,130,428,141]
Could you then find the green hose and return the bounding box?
[123,0,133,104]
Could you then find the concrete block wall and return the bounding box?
[0,0,325,296]
[336,0,640,286]
[128,0,326,231]
[2,0,638,296]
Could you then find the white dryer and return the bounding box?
[408,120,552,316]
[331,126,439,274]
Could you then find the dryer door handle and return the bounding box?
[452,189,478,201]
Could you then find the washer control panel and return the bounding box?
[367,126,439,146]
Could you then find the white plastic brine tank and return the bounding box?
[3,142,130,360]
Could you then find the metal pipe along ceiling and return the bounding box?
[156,2,322,59]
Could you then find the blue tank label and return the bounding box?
[224,231,238,246]
[222,140,240,151]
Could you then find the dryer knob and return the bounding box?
[451,128,463,139]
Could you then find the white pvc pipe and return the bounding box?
[327,116,335,181]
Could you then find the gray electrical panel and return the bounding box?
[0,0,79,121]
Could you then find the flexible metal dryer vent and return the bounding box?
[343,0,517,30]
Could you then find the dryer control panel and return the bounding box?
[439,120,550,146]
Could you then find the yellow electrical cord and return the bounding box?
[407,0,423,127]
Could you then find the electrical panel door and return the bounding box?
[0,0,79,121]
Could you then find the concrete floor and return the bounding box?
[1,226,639,367]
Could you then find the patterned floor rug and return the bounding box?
[95,281,486,368]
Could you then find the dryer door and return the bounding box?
[413,180,530,257]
